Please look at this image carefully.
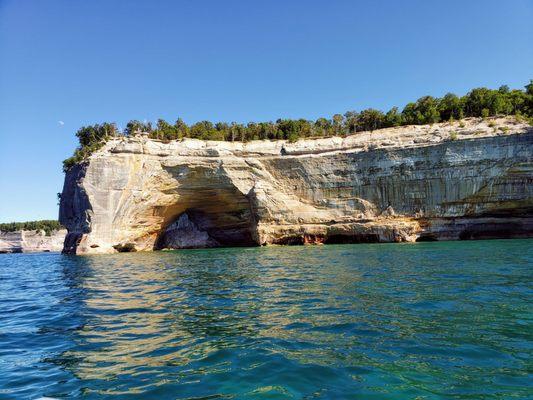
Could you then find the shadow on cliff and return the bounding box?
[153,165,260,250]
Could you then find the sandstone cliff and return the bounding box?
[0,229,67,253]
[59,117,533,254]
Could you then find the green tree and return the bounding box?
[498,85,510,94]
[174,118,190,138]
[464,87,493,117]
[384,107,402,127]
[357,109,385,132]
[332,114,345,136]
[63,123,119,171]
[277,119,298,141]
[507,89,529,115]
[246,122,260,141]
[489,91,512,115]
[438,93,463,121]
[412,96,440,124]
[256,122,278,140]
[76,123,117,146]
[190,121,216,140]
[525,80,533,116]
[152,119,180,140]
[401,102,418,125]
[314,118,332,137]
[125,120,153,136]
[0,220,63,236]
[63,80,532,172]
[344,111,359,134]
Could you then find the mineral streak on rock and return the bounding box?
[59,117,533,254]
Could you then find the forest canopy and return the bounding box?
[63,80,533,172]
[0,220,64,236]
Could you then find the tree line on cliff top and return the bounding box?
[0,220,63,236]
[63,81,533,172]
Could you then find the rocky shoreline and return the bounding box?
[0,229,67,253]
[59,117,533,254]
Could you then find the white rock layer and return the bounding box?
[59,117,533,254]
[0,229,67,253]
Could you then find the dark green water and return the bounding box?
[1,240,532,399]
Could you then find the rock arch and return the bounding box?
[152,165,258,250]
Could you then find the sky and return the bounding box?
[0,0,532,222]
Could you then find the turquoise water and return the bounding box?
[0,240,532,399]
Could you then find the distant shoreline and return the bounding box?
[0,228,66,254]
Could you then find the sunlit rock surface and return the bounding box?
[0,229,67,253]
[155,212,220,249]
[59,117,533,254]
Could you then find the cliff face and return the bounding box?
[59,117,533,254]
[0,229,67,253]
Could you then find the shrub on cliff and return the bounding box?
[63,123,118,172]
[63,141,106,172]
[75,123,117,146]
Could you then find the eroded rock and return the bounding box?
[59,117,533,254]
[0,229,67,253]
[156,212,219,249]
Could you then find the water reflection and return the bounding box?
[1,241,532,399]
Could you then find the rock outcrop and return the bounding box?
[0,229,67,253]
[156,212,220,249]
[59,117,533,254]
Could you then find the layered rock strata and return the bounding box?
[0,229,67,253]
[59,117,533,254]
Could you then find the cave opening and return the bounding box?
[270,236,305,246]
[154,208,257,250]
[152,170,259,250]
[459,228,515,240]
[324,234,380,244]
[416,234,438,242]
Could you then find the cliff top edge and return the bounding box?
[90,117,531,159]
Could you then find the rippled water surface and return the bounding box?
[1,240,532,399]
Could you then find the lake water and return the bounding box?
[0,240,532,399]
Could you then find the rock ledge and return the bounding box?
[59,117,533,254]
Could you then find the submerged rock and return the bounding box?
[59,117,533,254]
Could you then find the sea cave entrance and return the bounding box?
[152,171,258,250]
[154,208,257,250]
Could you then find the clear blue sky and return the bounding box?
[0,0,531,222]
